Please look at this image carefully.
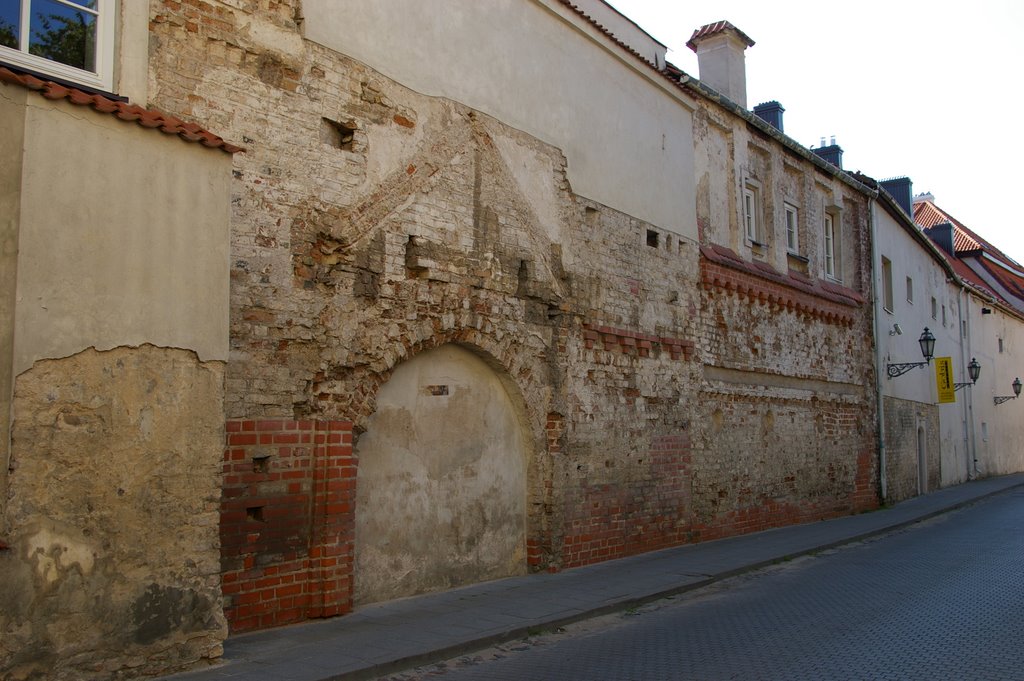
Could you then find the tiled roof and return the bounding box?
[978,257,1024,302]
[913,198,1010,262]
[0,66,242,154]
[954,230,982,252]
[914,196,1024,316]
[686,21,755,51]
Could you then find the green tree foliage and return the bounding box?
[29,10,94,71]
[0,18,17,50]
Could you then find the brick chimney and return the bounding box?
[753,101,784,132]
[687,21,755,109]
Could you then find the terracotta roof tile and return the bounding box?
[914,197,1017,265]
[0,66,243,154]
[916,197,1024,317]
[686,21,755,52]
[954,230,982,252]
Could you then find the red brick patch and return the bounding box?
[220,418,355,632]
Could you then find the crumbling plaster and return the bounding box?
[1,346,226,680]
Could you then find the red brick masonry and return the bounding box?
[220,419,354,632]
[700,244,864,326]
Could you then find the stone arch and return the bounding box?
[352,340,544,605]
[339,323,557,438]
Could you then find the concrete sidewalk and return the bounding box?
[163,474,1024,681]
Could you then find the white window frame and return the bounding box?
[823,211,840,281]
[784,203,799,253]
[743,181,764,246]
[0,0,115,91]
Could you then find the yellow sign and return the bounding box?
[935,356,955,404]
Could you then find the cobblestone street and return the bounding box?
[383,489,1024,681]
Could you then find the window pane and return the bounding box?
[0,2,19,50]
[28,0,97,72]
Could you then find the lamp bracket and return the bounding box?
[886,361,929,379]
[994,395,1018,405]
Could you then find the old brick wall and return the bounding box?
[147,0,702,585]
[883,397,941,503]
[690,100,880,538]
[220,419,353,632]
[144,0,880,636]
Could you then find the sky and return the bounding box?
[607,0,1024,263]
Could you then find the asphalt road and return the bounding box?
[382,487,1024,681]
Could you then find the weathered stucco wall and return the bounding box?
[0,85,25,509]
[355,344,528,604]
[12,96,230,373]
[871,200,970,490]
[1,347,226,680]
[966,300,1024,477]
[0,81,233,677]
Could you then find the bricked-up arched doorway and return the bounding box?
[354,344,528,605]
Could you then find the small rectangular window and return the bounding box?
[785,203,799,253]
[999,338,1004,353]
[743,185,761,244]
[931,297,938,320]
[906,277,914,304]
[881,256,894,312]
[823,212,840,280]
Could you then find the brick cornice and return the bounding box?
[582,323,694,360]
[700,245,864,326]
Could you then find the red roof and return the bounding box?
[914,198,1015,264]
[914,196,1024,315]
[686,21,755,51]
[0,66,242,154]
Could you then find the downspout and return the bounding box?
[868,197,887,501]
[956,285,977,479]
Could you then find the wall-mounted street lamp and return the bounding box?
[993,377,1022,405]
[887,328,936,379]
[953,358,981,391]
